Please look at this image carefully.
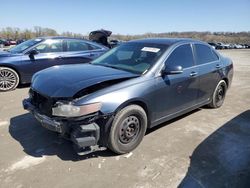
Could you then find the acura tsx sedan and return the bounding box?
[0,37,108,91]
[23,38,233,155]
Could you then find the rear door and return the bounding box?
[61,39,105,65]
[193,44,221,103]
[154,44,199,121]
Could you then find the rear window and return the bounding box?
[195,44,219,65]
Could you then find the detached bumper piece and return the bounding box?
[23,98,103,155]
[71,123,102,155]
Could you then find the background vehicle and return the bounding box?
[89,29,122,48]
[217,42,227,49]
[23,38,233,155]
[0,39,10,46]
[89,29,112,48]
[0,36,108,91]
[16,39,26,45]
[208,42,219,49]
[109,39,123,48]
[8,39,17,45]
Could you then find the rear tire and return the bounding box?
[0,67,19,91]
[108,105,147,154]
[208,80,227,108]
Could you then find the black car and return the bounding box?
[23,38,233,155]
[208,42,220,49]
[89,29,112,48]
[16,39,26,45]
[89,29,122,48]
[0,36,108,91]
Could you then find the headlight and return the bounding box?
[52,102,102,117]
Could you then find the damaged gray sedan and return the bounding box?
[23,38,233,155]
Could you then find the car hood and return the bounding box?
[0,51,21,57]
[32,64,139,98]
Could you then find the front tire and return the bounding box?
[208,80,227,108]
[0,67,19,91]
[108,105,147,154]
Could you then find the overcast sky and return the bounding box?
[1,0,250,34]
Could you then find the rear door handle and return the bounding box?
[55,56,63,60]
[216,64,221,69]
[190,71,198,77]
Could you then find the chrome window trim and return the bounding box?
[155,42,221,77]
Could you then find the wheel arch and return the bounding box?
[114,98,151,128]
[222,77,229,87]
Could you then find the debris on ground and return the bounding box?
[152,172,161,181]
[124,152,133,158]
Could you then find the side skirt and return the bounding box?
[150,100,210,128]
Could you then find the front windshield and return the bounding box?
[9,38,43,53]
[92,42,168,74]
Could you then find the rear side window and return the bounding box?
[66,39,96,52]
[165,44,194,68]
[194,44,219,65]
[88,43,101,50]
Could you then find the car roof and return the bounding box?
[34,36,85,40]
[33,36,108,48]
[127,38,205,46]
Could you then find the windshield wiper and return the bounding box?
[94,63,120,70]
[93,63,140,74]
[103,64,121,70]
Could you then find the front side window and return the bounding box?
[194,44,219,65]
[33,39,63,53]
[165,44,194,68]
[92,43,168,74]
[9,38,43,53]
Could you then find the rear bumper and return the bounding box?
[23,98,101,154]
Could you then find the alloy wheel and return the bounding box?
[0,68,18,91]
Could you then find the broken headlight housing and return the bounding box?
[52,102,102,117]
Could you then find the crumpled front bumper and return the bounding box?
[23,98,101,154]
[23,98,64,133]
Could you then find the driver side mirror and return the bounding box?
[28,49,39,60]
[162,65,183,75]
[29,49,39,56]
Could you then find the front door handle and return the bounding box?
[190,71,198,77]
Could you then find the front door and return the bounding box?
[153,44,199,122]
[21,39,64,81]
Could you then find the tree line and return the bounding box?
[112,31,250,44]
[1,26,250,44]
[0,26,84,40]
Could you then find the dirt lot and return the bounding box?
[0,50,250,188]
